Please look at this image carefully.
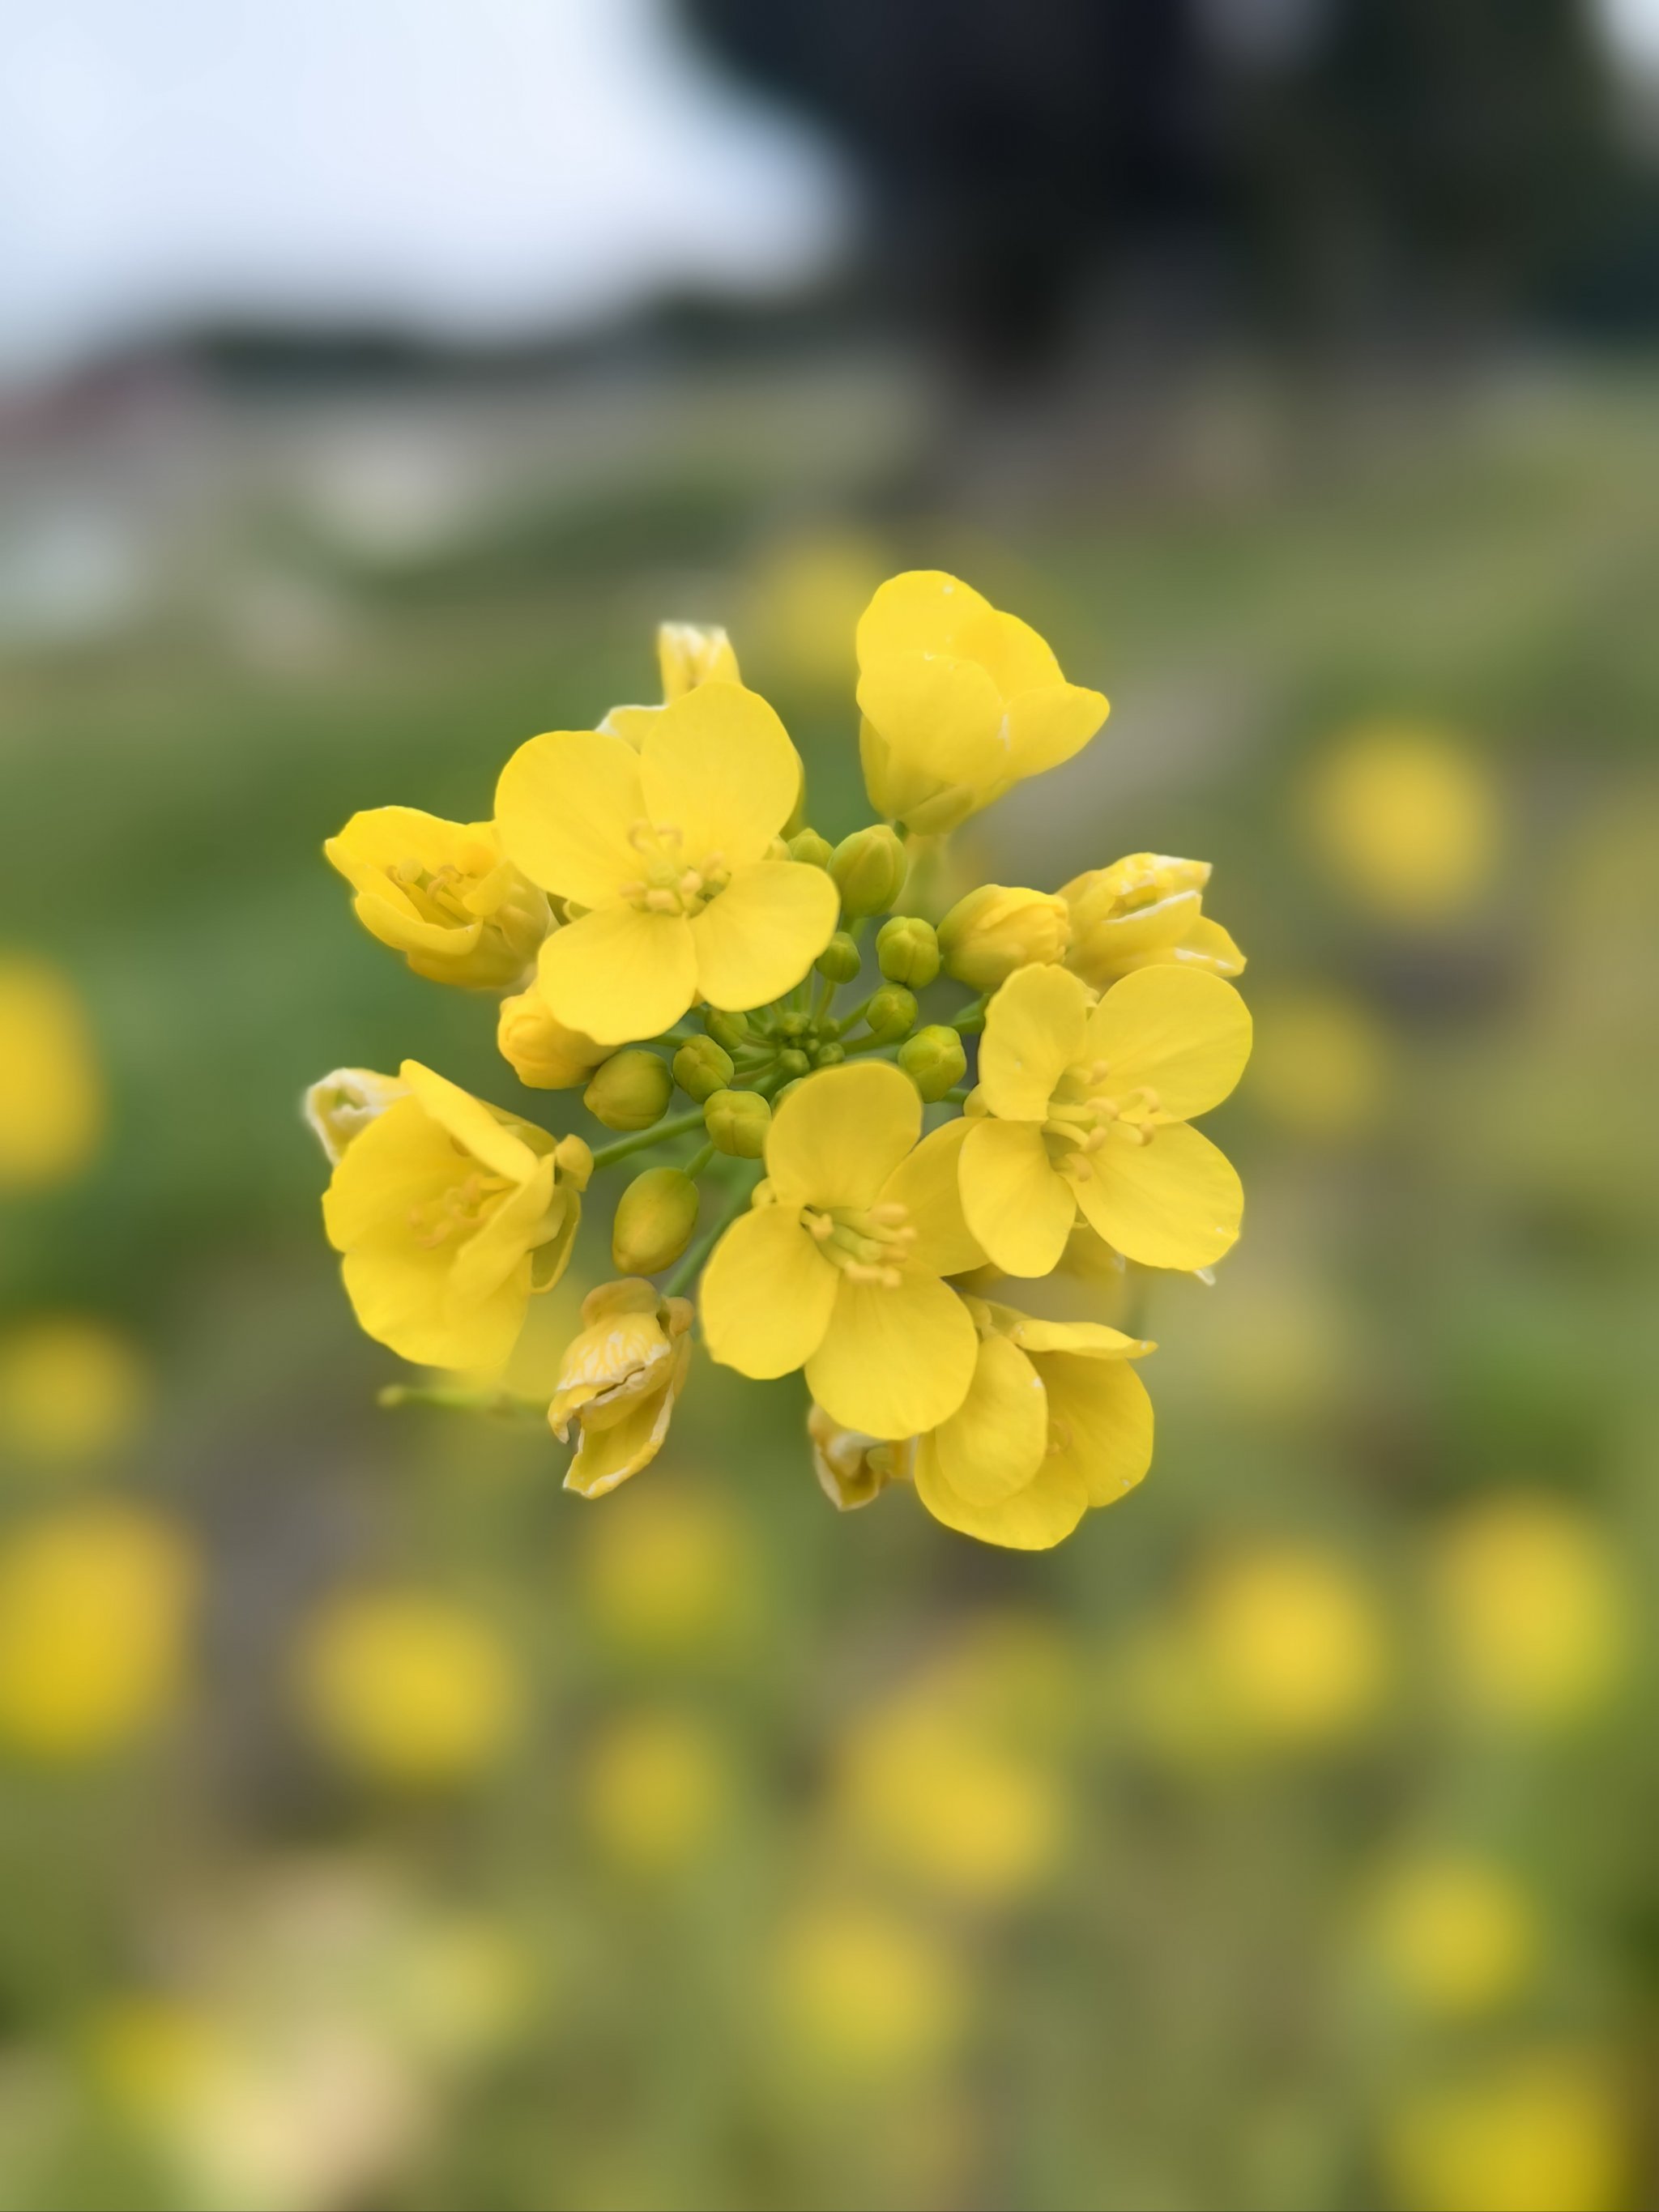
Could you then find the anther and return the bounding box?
[868,1203,909,1225]
[643,889,680,914]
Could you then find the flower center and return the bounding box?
[390,857,487,929]
[1040,1057,1165,1183]
[407,1167,512,1248]
[616,820,731,918]
[800,1199,916,1289]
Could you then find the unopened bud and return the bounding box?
[584,1049,672,1132]
[497,987,608,1090]
[303,1068,405,1163]
[705,1088,771,1158]
[864,985,917,1043]
[612,1166,700,1274]
[657,620,740,701]
[813,1041,845,1068]
[778,1047,811,1078]
[898,1025,966,1101]
[830,825,906,918]
[876,914,940,989]
[673,1035,734,1104]
[937,884,1069,991]
[787,827,834,869]
[703,1007,749,1051]
[816,931,862,984]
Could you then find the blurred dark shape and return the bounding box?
[685,0,1640,386]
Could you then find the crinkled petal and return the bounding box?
[915,1443,1089,1551]
[700,1204,838,1379]
[398,1059,538,1184]
[536,905,696,1046]
[856,652,1007,789]
[876,1116,983,1276]
[766,1061,920,1212]
[689,860,838,1012]
[960,1119,1076,1277]
[1081,965,1252,1122]
[855,569,993,663]
[806,1269,979,1440]
[930,1333,1048,1505]
[494,730,646,906]
[564,1335,689,1499]
[639,681,800,868]
[978,964,1091,1121]
[1000,684,1108,782]
[1073,1120,1243,1271]
[1036,1353,1154,1507]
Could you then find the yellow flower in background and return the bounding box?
[1189,1541,1390,1747]
[1367,1854,1539,2018]
[548,1278,693,1498]
[322,1059,591,1371]
[746,527,884,689]
[1304,722,1499,923]
[497,682,836,1044]
[578,1483,757,1657]
[806,1405,915,1512]
[1248,986,1390,1139]
[962,963,1251,1276]
[0,1503,195,1758]
[776,1899,966,2082]
[0,1316,150,1467]
[936,883,1070,991]
[581,1707,731,1875]
[301,1066,407,1163]
[324,809,552,987]
[495,982,610,1090]
[1061,853,1244,989]
[1429,1494,1628,1729]
[856,569,1107,834]
[913,1298,1154,1551]
[297,1590,519,1784]
[702,1062,983,1438]
[0,954,105,1188]
[1386,2052,1628,2212]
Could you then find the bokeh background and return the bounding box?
[2,4,1658,2207]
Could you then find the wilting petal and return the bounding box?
[565,1332,690,1498]
[1000,683,1108,782]
[639,680,800,868]
[978,963,1091,1121]
[806,1268,978,1440]
[914,1444,1090,1551]
[700,1203,838,1379]
[494,730,646,907]
[929,1332,1049,1506]
[960,1119,1076,1278]
[536,905,697,1046]
[876,1116,983,1276]
[1037,1353,1154,1507]
[1081,966,1252,1120]
[689,860,838,1012]
[856,651,1007,789]
[1073,1120,1243,1271]
[766,1060,920,1212]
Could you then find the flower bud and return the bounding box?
[673,1035,734,1104]
[778,1047,812,1078]
[704,1088,770,1158]
[612,1167,700,1274]
[813,1041,845,1068]
[830,825,906,918]
[303,1068,406,1163]
[816,931,863,984]
[787,827,834,869]
[657,620,740,701]
[864,985,917,1043]
[937,884,1069,991]
[876,914,940,988]
[808,1404,914,1511]
[497,987,609,1090]
[898,1025,966,1101]
[584,1050,672,1132]
[703,1008,749,1051]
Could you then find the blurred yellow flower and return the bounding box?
[0,1316,150,1465]
[1303,723,1499,923]
[1429,1495,1628,1729]
[777,1899,967,2082]
[0,954,105,1188]
[494,983,609,1091]
[1062,854,1244,990]
[1367,1854,1539,2017]
[1189,1542,1390,1747]
[325,809,552,988]
[296,1591,520,1784]
[748,529,884,690]
[0,1503,196,1758]
[581,1708,731,1875]
[578,1483,757,1658]
[1247,986,1392,1139]
[548,1278,693,1498]
[1386,2052,1628,2212]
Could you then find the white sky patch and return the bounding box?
[1601,0,1659,64]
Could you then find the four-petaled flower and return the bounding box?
[325,808,552,989]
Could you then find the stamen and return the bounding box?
[867,1203,909,1225]
[643,889,680,914]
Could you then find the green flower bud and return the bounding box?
[937,884,1069,991]
[583,1049,672,1132]
[813,1041,845,1068]
[612,1167,700,1274]
[787,827,834,869]
[778,1011,808,1040]
[704,1088,771,1159]
[778,1047,812,1078]
[816,931,863,984]
[864,984,917,1043]
[830,825,906,918]
[876,914,940,989]
[898,1025,967,1102]
[704,1008,749,1051]
[673,1035,734,1104]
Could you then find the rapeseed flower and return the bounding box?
[297,1589,520,1784]
[1061,852,1243,988]
[325,808,552,987]
[0,1315,151,1465]
[0,953,105,1187]
[1304,722,1499,923]
[548,1277,693,1498]
[961,962,1251,1275]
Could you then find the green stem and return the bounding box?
[839,1034,899,1059]
[812,972,835,1021]
[949,994,989,1033]
[830,995,873,1038]
[664,1173,756,1298]
[590,1108,706,1170]
[943,1085,970,1104]
[684,1141,715,1178]
[379,1383,546,1424]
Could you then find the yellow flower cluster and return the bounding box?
[308,571,1251,1549]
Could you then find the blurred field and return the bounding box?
[2,352,1657,2211]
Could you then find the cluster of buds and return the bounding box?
[305,571,1251,1550]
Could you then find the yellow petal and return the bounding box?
[322,1097,456,1251]
[1000,684,1108,781]
[977,964,1091,1121]
[928,1333,1048,1505]
[1036,1354,1154,1507]
[1073,1121,1243,1271]
[340,1242,527,1372]
[565,1336,690,1498]
[855,569,993,663]
[766,1061,920,1212]
[960,1119,1076,1277]
[448,1164,561,1308]
[700,1204,838,1379]
[1081,966,1252,1121]
[876,1117,983,1276]
[914,1444,1089,1551]
[955,607,1061,695]
[989,1307,1151,1360]
[1175,914,1246,976]
[855,652,1006,789]
[494,730,646,906]
[806,1268,979,1439]
[689,860,838,1012]
[397,1059,538,1185]
[639,681,799,868]
[536,905,696,1046]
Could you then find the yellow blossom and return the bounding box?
[581,1707,731,1873]
[1061,852,1244,989]
[856,570,1107,833]
[961,962,1251,1276]
[936,884,1070,991]
[496,681,838,1045]
[1367,1854,1539,2018]
[0,1315,151,1465]
[600,620,744,748]
[578,1485,757,1656]
[1248,986,1390,1139]
[702,1062,984,1439]
[297,1589,519,1784]
[302,1067,407,1162]
[1304,722,1499,923]
[324,808,552,987]
[807,1405,915,1511]
[0,953,105,1187]
[322,1059,591,1370]
[776,1899,966,2082]
[1386,2052,1628,2212]
[1189,1541,1390,1746]
[548,1278,694,1498]
[495,982,609,1090]
[913,1298,1154,1550]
